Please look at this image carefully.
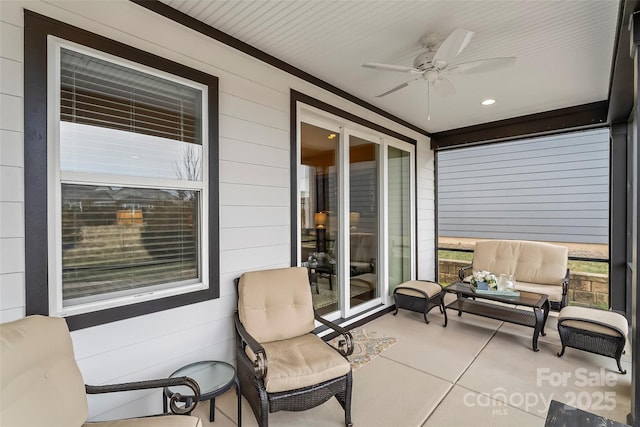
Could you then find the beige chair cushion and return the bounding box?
[558,306,629,337]
[395,281,442,298]
[238,267,315,343]
[85,416,202,426]
[0,315,89,427]
[473,240,568,286]
[513,281,564,303]
[246,333,350,393]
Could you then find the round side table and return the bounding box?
[163,360,241,425]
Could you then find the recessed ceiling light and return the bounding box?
[481,99,496,106]
[328,133,337,140]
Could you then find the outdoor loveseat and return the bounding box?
[459,239,570,310]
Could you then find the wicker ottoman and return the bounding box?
[393,280,447,326]
[557,306,629,374]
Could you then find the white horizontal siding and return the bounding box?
[0,130,23,166]
[0,272,24,320]
[0,17,25,323]
[0,0,433,421]
[0,57,22,97]
[220,160,289,187]
[0,21,22,61]
[0,202,23,237]
[220,92,289,129]
[219,182,289,206]
[437,128,609,244]
[219,137,289,168]
[220,225,289,251]
[220,115,289,148]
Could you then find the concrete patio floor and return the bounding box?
[194,298,632,427]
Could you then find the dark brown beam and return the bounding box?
[608,0,640,124]
[430,101,608,150]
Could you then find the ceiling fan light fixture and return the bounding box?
[481,98,496,106]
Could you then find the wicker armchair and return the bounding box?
[0,315,202,427]
[234,267,354,427]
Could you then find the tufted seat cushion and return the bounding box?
[245,333,350,393]
[238,267,316,343]
[511,281,564,303]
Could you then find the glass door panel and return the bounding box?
[348,135,379,308]
[388,146,412,294]
[300,122,340,315]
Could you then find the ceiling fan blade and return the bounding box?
[376,79,422,97]
[432,28,474,69]
[448,57,516,74]
[431,77,456,97]
[363,63,422,74]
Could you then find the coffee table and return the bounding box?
[445,282,550,351]
[163,360,240,424]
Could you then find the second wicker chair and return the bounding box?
[234,267,354,427]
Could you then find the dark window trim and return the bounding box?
[24,10,220,331]
[289,90,418,272]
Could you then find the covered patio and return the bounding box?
[201,307,632,426]
[1,0,640,425]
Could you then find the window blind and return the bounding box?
[60,48,202,145]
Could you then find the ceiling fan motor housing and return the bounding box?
[413,50,435,70]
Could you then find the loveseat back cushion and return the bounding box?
[472,240,568,286]
[238,267,315,343]
[0,315,89,426]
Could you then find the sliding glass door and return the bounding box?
[298,108,415,319]
[348,133,379,310]
[300,121,341,315]
[387,145,413,294]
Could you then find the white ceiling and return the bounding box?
[160,0,620,134]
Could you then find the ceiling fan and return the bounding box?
[363,29,516,118]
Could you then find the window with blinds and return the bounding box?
[51,43,208,314]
